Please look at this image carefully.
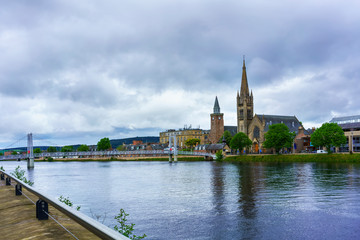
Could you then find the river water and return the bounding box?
[1,160,360,240]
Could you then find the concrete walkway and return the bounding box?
[0,180,101,239]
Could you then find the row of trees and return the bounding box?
[219,122,347,154]
[32,137,114,154]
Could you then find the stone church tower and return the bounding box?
[209,96,224,143]
[237,58,253,135]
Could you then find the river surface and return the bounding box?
[1,160,360,240]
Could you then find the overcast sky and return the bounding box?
[1,0,359,147]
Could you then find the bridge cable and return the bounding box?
[32,134,61,147]
[1,135,28,150]
[10,183,80,240]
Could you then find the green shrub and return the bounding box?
[10,166,34,186]
[114,209,146,240]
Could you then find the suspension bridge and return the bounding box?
[0,133,215,168]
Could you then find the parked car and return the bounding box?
[316,150,327,154]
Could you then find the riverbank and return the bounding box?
[224,153,360,163]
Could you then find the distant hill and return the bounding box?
[1,136,159,152]
[110,136,159,149]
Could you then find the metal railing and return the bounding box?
[0,169,129,240]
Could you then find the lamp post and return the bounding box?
[351,131,354,153]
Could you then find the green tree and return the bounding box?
[230,132,252,154]
[117,145,126,151]
[11,151,18,155]
[0,152,3,156]
[263,123,295,154]
[311,122,347,153]
[215,150,224,161]
[77,144,89,152]
[97,137,112,151]
[61,145,73,152]
[47,146,57,152]
[219,130,232,146]
[34,148,42,154]
[185,138,200,150]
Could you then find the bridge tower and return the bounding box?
[27,133,34,169]
[168,134,178,162]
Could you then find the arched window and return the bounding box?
[253,126,260,139]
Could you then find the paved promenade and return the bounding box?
[0,180,100,239]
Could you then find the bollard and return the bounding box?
[36,199,49,220]
[15,184,22,196]
[0,173,4,180]
[6,177,11,185]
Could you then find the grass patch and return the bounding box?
[224,153,360,163]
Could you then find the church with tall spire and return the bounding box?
[209,57,302,153]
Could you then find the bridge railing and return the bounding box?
[0,169,129,240]
[0,150,215,161]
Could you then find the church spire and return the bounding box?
[240,56,249,97]
[213,96,220,114]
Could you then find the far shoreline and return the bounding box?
[2,153,360,163]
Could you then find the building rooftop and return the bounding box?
[256,114,301,132]
[224,126,237,136]
[330,115,360,125]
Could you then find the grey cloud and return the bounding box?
[1,0,360,145]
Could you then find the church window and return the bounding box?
[253,126,260,139]
[292,121,295,127]
[240,110,244,118]
[270,121,272,125]
[247,110,251,117]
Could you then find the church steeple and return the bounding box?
[237,56,254,136]
[240,57,249,97]
[213,96,220,114]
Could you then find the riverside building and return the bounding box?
[159,127,210,149]
[330,115,360,152]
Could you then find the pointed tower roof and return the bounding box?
[240,57,249,97]
[213,96,220,114]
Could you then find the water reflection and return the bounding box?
[211,162,226,215]
[236,162,263,239]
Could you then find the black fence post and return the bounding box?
[36,199,49,220]
[6,177,11,185]
[15,184,22,196]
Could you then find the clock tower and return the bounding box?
[210,96,224,143]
